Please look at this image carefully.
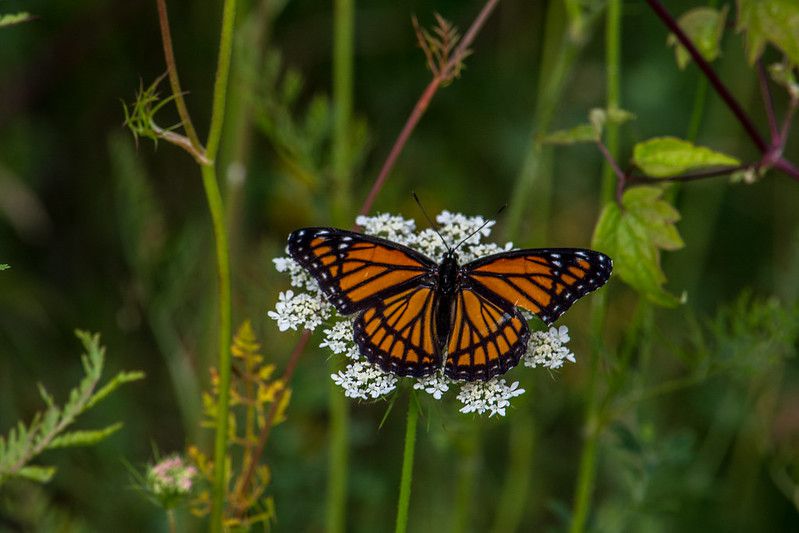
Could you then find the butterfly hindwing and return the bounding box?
[288,227,436,315]
[464,248,612,325]
[353,285,440,377]
[444,287,529,381]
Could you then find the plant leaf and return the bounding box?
[537,123,598,145]
[737,0,799,65]
[667,6,728,69]
[592,187,684,306]
[48,423,123,449]
[0,264,9,271]
[632,137,740,177]
[0,12,34,27]
[17,465,56,483]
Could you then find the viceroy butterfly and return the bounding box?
[288,227,612,382]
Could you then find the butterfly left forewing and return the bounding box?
[353,285,440,377]
[288,227,435,315]
[464,249,612,325]
[444,287,529,381]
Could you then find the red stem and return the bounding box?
[358,0,501,218]
[645,0,768,153]
[757,60,779,142]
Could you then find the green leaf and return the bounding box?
[667,6,728,69]
[86,371,145,409]
[0,264,9,271]
[592,187,685,307]
[737,0,799,65]
[48,423,123,449]
[539,107,635,146]
[537,123,597,145]
[632,137,740,177]
[17,465,56,483]
[0,12,34,27]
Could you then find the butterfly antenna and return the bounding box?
[412,191,451,252]
[453,204,507,251]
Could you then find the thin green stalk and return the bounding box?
[205,0,238,530]
[569,291,608,533]
[204,163,233,532]
[331,0,354,223]
[569,2,620,529]
[600,0,621,203]
[491,415,535,533]
[504,1,593,242]
[452,427,480,533]
[326,2,354,530]
[327,375,349,533]
[395,396,418,533]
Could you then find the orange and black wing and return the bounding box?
[463,248,612,325]
[287,227,436,315]
[444,287,529,381]
[353,285,441,377]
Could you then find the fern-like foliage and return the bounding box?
[189,320,290,529]
[0,264,9,271]
[0,331,144,486]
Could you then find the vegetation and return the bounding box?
[1,0,798,530]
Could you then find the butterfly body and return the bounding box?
[287,227,611,382]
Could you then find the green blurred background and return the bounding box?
[1,0,798,531]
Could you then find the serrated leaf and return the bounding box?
[48,423,123,449]
[737,0,799,65]
[0,264,9,270]
[633,137,740,177]
[0,12,34,27]
[592,187,684,306]
[667,6,728,69]
[17,465,56,483]
[538,124,598,145]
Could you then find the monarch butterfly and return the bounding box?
[288,226,611,382]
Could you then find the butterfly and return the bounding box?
[287,227,612,382]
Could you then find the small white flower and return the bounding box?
[331,361,398,400]
[320,320,360,359]
[273,256,320,293]
[267,290,331,332]
[413,372,451,400]
[524,325,576,369]
[456,378,525,417]
[355,213,417,245]
[435,211,495,247]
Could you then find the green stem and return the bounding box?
[326,376,349,533]
[395,395,418,533]
[491,414,535,533]
[569,292,608,533]
[204,163,233,532]
[569,2,620,529]
[504,1,592,241]
[205,0,237,530]
[331,0,354,223]
[600,0,621,204]
[326,2,354,530]
[452,427,480,533]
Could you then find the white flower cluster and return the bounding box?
[523,326,576,370]
[269,212,579,416]
[331,361,399,399]
[456,379,525,417]
[267,290,331,332]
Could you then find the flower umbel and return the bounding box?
[269,212,580,416]
[146,454,197,509]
